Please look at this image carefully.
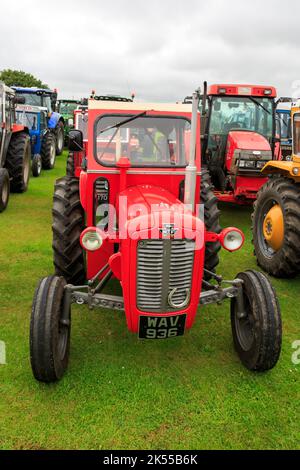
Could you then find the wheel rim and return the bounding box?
[234,295,255,352]
[257,198,284,259]
[50,143,56,166]
[263,204,284,251]
[57,129,64,151]
[1,179,9,205]
[37,158,42,174]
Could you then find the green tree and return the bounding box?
[0,69,48,88]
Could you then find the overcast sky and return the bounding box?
[1,0,300,101]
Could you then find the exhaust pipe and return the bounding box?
[184,88,201,211]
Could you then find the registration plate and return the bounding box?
[139,315,186,340]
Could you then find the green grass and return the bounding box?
[0,153,299,450]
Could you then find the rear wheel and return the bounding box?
[32,154,42,177]
[52,177,85,284]
[66,152,75,177]
[56,121,65,155]
[252,176,300,278]
[41,132,56,170]
[30,276,70,382]
[201,169,221,281]
[0,168,10,212]
[5,132,31,193]
[231,270,282,372]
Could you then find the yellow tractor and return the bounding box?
[252,100,300,278]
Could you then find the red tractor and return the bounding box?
[30,90,282,382]
[0,83,31,212]
[186,83,280,205]
[66,95,133,177]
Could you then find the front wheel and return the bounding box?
[41,133,56,170]
[0,168,10,212]
[30,276,70,382]
[56,121,65,156]
[32,154,42,177]
[231,270,282,372]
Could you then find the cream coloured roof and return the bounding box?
[88,99,192,113]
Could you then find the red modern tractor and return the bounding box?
[185,83,280,205]
[30,90,282,382]
[0,82,31,212]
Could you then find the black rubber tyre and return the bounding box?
[66,152,75,177]
[252,176,300,278]
[55,121,65,156]
[0,168,10,213]
[30,276,70,382]
[231,270,282,372]
[32,154,42,177]
[41,132,56,170]
[201,169,221,281]
[52,177,85,284]
[5,132,31,193]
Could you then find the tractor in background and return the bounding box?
[30,90,282,382]
[66,95,133,177]
[12,86,65,156]
[185,83,280,205]
[276,98,293,160]
[0,82,31,212]
[252,99,300,278]
[56,99,81,145]
[16,104,56,177]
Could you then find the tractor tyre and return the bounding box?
[252,176,300,278]
[30,276,70,382]
[5,131,31,193]
[41,132,56,170]
[0,168,10,213]
[201,169,221,281]
[66,152,75,177]
[231,270,282,372]
[56,121,65,156]
[32,154,42,177]
[52,177,85,284]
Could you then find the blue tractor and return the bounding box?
[12,87,65,156]
[16,104,56,177]
[276,97,293,160]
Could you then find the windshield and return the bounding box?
[277,111,291,140]
[59,102,78,114]
[16,92,52,113]
[16,110,38,131]
[209,96,274,138]
[293,113,300,156]
[95,115,191,167]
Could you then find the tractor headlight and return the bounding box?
[219,228,244,252]
[256,161,266,169]
[244,161,256,168]
[239,160,246,168]
[80,227,104,251]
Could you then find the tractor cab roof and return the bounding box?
[89,99,192,114]
[12,86,55,95]
[208,84,277,98]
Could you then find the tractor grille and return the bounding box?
[137,239,195,312]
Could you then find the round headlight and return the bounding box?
[80,228,103,251]
[219,228,244,252]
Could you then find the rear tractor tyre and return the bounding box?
[30,276,70,382]
[231,270,282,372]
[66,152,75,177]
[52,176,85,284]
[32,154,42,177]
[201,169,221,281]
[252,176,300,278]
[56,121,65,156]
[5,131,31,193]
[0,168,10,213]
[41,132,56,170]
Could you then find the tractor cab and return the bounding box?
[197,84,278,204]
[276,98,292,160]
[12,86,65,156]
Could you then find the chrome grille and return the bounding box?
[137,239,195,312]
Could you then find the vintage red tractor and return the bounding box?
[30,90,282,382]
[0,82,31,212]
[185,83,281,205]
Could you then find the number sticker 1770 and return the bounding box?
[139,315,186,339]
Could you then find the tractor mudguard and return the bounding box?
[48,112,63,129]
[261,160,300,182]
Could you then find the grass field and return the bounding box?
[0,152,299,450]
